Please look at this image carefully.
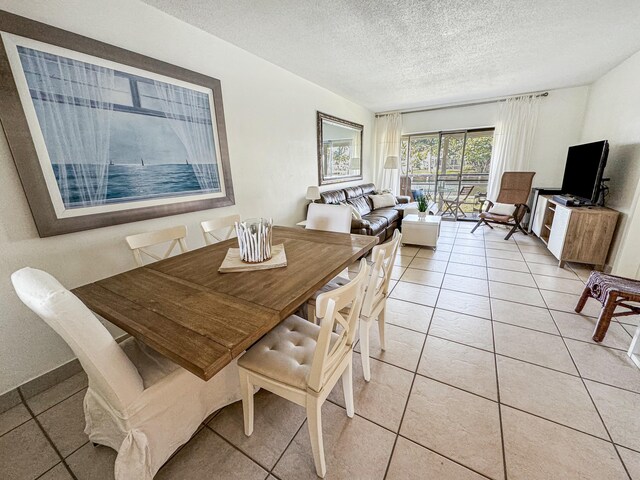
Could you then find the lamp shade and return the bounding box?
[384,155,399,169]
[305,186,321,201]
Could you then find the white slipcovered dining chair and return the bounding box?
[125,225,189,266]
[201,214,241,245]
[11,267,242,480]
[237,258,369,478]
[306,203,352,233]
[307,229,402,381]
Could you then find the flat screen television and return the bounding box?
[561,140,609,204]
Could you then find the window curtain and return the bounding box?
[153,81,220,192]
[19,47,115,207]
[374,113,402,194]
[487,96,541,202]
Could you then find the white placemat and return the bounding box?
[218,244,287,273]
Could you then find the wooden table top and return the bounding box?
[73,226,377,380]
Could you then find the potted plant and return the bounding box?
[417,194,429,219]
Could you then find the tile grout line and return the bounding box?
[0,383,88,441]
[545,306,633,479]
[381,273,440,480]
[485,234,509,480]
[266,418,307,477]
[17,389,79,480]
[204,425,273,474]
[530,251,632,478]
[363,231,640,475]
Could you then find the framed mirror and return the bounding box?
[317,111,363,185]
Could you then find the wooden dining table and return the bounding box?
[72,226,377,381]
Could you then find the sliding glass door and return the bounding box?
[401,128,493,220]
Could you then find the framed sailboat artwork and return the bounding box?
[0,11,234,237]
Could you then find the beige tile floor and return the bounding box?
[2,221,640,480]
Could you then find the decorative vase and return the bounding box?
[418,211,427,220]
[235,218,273,263]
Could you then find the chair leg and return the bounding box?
[470,218,483,233]
[378,308,386,351]
[592,295,617,342]
[341,360,354,418]
[306,398,326,478]
[360,319,372,382]
[627,325,640,358]
[575,286,591,313]
[238,369,254,436]
[504,222,519,240]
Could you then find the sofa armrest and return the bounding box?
[396,195,411,204]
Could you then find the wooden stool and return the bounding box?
[575,271,640,342]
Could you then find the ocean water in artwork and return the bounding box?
[52,163,220,206]
[18,44,223,210]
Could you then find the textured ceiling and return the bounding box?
[142,0,640,112]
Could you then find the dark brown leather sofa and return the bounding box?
[319,183,410,243]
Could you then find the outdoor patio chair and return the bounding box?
[440,185,474,217]
[470,171,536,240]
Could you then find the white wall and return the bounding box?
[580,51,640,277]
[0,0,374,394]
[401,86,590,189]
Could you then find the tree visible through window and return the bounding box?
[401,129,494,219]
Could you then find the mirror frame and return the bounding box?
[316,111,363,186]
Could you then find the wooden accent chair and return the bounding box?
[575,271,640,342]
[201,214,240,245]
[237,259,369,478]
[471,172,535,240]
[125,225,189,266]
[440,185,474,218]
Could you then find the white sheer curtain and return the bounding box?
[487,96,541,201]
[153,81,219,192]
[19,47,115,207]
[374,113,402,194]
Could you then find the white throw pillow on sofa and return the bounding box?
[369,193,397,210]
[488,203,516,216]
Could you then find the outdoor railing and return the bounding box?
[404,172,489,220]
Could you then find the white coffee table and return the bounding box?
[401,214,441,248]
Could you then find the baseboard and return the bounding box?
[1,332,130,414]
[0,388,21,414]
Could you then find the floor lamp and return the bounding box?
[383,155,399,194]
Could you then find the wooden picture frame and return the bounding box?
[317,111,363,186]
[0,10,235,237]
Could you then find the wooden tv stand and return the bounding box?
[531,195,619,269]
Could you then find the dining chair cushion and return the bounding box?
[310,276,351,301]
[238,315,338,390]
